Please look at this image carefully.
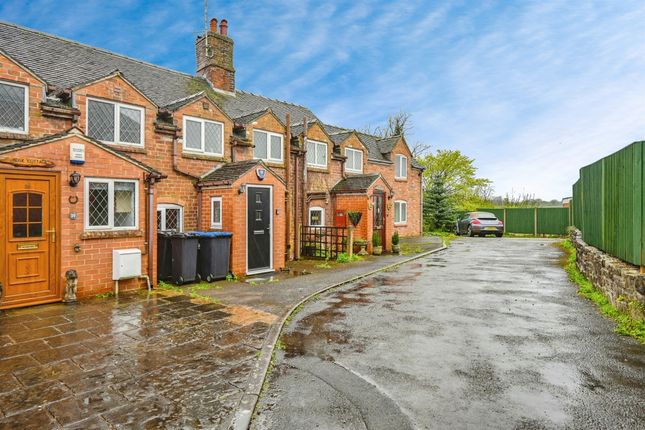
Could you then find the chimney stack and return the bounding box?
[196,17,235,93]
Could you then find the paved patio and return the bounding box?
[0,236,442,429]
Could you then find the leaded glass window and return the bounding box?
[87,99,143,145]
[12,192,43,238]
[182,115,224,155]
[253,130,283,162]
[157,204,183,232]
[307,140,327,168]
[0,82,27,133]
[211,197,222,229]
[86,179,138,230]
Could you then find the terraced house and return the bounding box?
[0,19,424,308]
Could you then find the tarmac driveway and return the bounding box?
[253,238,645,429]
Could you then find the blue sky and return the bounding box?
[2,1,644,200]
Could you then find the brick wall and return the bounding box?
[199,167,286,276]
[7,135,154,298]
[0,53,72,141]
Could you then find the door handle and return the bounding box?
[46,229,56,243]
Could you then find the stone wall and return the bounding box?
[571,229,645,320]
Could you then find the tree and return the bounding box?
[424,175,455,232]
[417,149,492,211]
[361,111,431,157]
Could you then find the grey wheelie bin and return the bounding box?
[170,232,200,285]
[193,231,233,282]
[157,231,173,281]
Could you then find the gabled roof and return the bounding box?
[0,21,316,124]
[199,159,285,186]
[234,108,284,127]
[331,174,382,193]
[0,128,161,175]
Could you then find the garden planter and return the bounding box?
[392,244,400,254]
[372,246,383,255]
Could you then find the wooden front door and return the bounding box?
[0,171,59,309]
[372,191,385,247]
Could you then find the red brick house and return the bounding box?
[0,19,424,308]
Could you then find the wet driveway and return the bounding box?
[0,291,275,429]
[253,238,645,429]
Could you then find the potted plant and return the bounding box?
[372,233,382,255]
[347,211,362,228]
[392,231,400,254]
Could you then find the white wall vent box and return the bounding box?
[112,249,142,280]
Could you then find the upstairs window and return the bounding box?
[345,148,363,173]
[183,116,224,156]
[85,178,138,230]
[394,200,408,224]
[253,130,283,163]
[395,154,408,179]
[307,139,327,168]
[87,98,144,146]
[0,81,28,133]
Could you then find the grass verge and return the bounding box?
[557,239,645,343]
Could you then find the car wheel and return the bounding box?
[467,226,474,237]
[454,225,460,235]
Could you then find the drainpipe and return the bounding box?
[196,185,203,228]
[301,118,308,226]
[146,174,156,282]
[285,114,291,259]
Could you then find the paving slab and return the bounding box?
[0,236,441,429]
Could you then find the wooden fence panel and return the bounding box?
[572,141,644,267]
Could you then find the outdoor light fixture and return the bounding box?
[238,184,246,194]
[69,171,81,187]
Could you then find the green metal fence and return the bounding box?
[571,141,644,267]
[476,207,571,235]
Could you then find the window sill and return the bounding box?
[80,229,143,240]
[345,170,364,175]
[307,166,329,173]
[103,144,147,154]
[0,130,30,140]
[260,160,284,168]
[210,225,222,230]
[183,152,227,162]
[394,177,408,182]
[394,223,408,227]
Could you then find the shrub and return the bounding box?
[392,231,400,246]
[372,233,382,247]
[336,252,362,263]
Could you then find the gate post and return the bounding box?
[348,226,354,258]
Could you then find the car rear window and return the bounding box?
[472,212,497,220]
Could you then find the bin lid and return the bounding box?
[187,231,233,238]
[169,232,200,238]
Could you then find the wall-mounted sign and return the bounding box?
[70,143,85,165]
[0,156,55,168]
[256,168,266,180]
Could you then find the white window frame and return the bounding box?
[0,80,29,134]
[253,129,283,163]
[395,154,408,179]
[86,97,145,146]
[308,206,325,226]
[84,178,139,231]
[307,139,328,168]
[344,147,363,173]
[210,197,223,229]
[157,203,183,232]
[394,200,408,225]
[182,115,225,156]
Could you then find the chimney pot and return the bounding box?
[220,19,228,36]
[210,18,218,33]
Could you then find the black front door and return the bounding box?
[247,186,271,272]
